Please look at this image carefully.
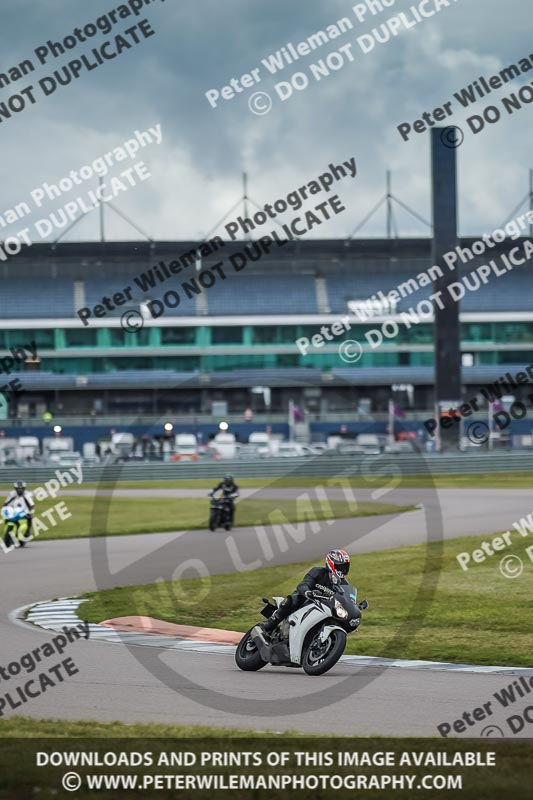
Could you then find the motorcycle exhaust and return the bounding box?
[250,626,271,660]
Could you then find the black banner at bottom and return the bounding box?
[0,737,531,799]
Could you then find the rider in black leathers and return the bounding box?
[261,549,351,634]
[209,475,239,524]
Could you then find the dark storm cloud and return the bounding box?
[0,0,532,241]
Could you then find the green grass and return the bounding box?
[28,495,414,540]
[78,532,533,667]
[0,717,286,738]
[43,471,533,491]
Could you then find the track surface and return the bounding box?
[2,488,532,736]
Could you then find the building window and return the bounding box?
[65,329,98,347]
[9,329,54,348]
[212,327,243,345]
[252,326,298,344]
[161,328,196,345]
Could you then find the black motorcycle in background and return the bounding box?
[208,490,238,531]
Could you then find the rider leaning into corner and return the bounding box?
[261,548,351,636]
[3,480,35,541]
[209,474,239,523]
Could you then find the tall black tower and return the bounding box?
[431,128,461,450]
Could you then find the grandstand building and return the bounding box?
[2,237,533,435]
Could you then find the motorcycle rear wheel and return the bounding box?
[302,629,346,676]
[235,630,267,671]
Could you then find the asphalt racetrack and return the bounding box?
[2,487,532,737]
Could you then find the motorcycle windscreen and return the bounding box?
[334,584,361,621]
[335,583,357,604]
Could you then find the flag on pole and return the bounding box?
[488,401,502,450]
[391,401,405,418]
[288,400,304,441]
[289,400,304,421]
[388,399,405,446]
[288,399,295,442]
[292,404,305,421]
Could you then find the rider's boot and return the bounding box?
[260,609,284,635]
[260,618,276,634]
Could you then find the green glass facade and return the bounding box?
[3,322,533,374]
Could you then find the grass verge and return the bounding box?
[27,496,414,540]
[41,471,533,491]
[0,717,287,738]
[78,533,533,667]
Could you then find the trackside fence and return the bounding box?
[2,452,532,483]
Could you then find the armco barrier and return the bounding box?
[0,451,531,484]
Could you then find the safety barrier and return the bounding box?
[0,451,531,484]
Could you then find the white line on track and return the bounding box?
[17,598,533,676]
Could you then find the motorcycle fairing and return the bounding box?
[287,603,332,666]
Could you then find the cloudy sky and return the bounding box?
[1,0,532,243]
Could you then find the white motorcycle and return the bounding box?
[235,583,368,676]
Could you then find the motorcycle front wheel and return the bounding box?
[209,510,218,531]
[302,629,346,676]
[234,630,267,671]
